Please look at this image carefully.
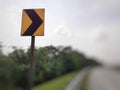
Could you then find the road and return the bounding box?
[65,68,88,90]
[88,67,120,90]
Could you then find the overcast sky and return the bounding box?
[0,0,120,65]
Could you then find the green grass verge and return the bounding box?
[33,71,78,90]
[80,70,90,90]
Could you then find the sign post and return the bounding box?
[21,9,45,90]
[28,36,35,90]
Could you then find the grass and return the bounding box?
[0,85,14,90]
[80,69,90,90]
[33,71,78,90]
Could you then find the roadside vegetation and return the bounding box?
[80,69,91,90]
[33,71,78,90]
[0,43,100,90]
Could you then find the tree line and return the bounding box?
[0,45,100,90]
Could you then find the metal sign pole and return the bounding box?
[28,36,35,90]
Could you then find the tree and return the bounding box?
[9,47,28,65]
[8,47,29,90]
[0,42,4,56]
[0,45,101,89]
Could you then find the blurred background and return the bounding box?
[0,0,120,90]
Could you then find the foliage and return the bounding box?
[0,45,100,90]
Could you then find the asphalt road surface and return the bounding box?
[88,67,120,90]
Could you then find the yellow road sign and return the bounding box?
[21,9,45,36]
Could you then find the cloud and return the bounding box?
[54,25,71,37]
[0,0,120,65]
[86,23,120,64]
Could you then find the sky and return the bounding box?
[0,0,120,65]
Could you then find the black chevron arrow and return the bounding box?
[23,9,43,36]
